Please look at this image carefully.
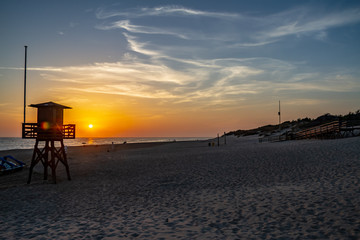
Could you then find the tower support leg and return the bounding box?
[27,139,71,184]
[27,140,39,184]
[60,140,71,180]
[43,140,49,180]
[50,140,57,183]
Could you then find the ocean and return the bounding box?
[0,137,211,151]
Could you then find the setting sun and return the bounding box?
[88,124,93,129]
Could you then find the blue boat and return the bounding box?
[0,155,25,174]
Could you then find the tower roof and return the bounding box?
[29,101,71,109]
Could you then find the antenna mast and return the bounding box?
[23,46,27,123]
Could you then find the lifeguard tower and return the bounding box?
[22,101,75,183]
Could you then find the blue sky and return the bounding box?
[0,0,360,137]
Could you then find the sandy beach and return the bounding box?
[1,136,359,239]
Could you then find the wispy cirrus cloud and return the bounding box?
[96,5,240,20]
[97,20,188,39]
[96,4,360,62]
[260,8,360,40]
[24,58,266,104]
[0,67,63,71]
[122,33,161,57]
[95,5,248,45]
[23,56,359,109]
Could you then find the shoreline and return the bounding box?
[0,139,207,158]
[0,137,212,151]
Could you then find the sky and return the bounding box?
[1,0,360,137]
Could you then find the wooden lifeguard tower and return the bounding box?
[22,101,75,183]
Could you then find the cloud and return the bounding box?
[141,6,240,18]
[0,67,63,71]
[260,8,360,40]
[26,54,358,111]
[28,57,267,105]
[96,5,250,46]
[285,98,326,106]
[274,73,360,93]
[96,5,240,20]
[123,33,160,57]
[96,4,360,62]
[229,40,278,48]
[97,20,188,39]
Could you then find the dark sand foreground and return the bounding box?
[1,136,359,239]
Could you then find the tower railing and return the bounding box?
[22,123,75,139]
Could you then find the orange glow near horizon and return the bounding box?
[1,89,357,138]
[62,100,265,138]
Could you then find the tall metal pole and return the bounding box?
[23,46,27,123]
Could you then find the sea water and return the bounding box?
[0,137,211,151]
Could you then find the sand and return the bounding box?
[0,136,359,239]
